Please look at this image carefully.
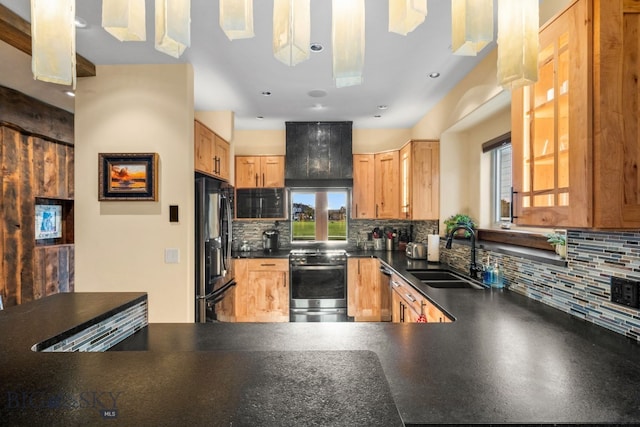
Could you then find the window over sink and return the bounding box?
[290,190,349,243]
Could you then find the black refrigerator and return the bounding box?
[195,174,235,323]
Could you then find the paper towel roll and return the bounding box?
[427,234,440,262]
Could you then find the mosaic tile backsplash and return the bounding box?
[232,219,439,250]
[39,300,148,352]
[441,230,640,342]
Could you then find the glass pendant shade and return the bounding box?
[102,0,146,42]
[497,0,539,89]
[388,0,427,36]
[220,0,254,40]
[273,0,310,66]
[332,0,365,88]
[155,0,190,58]
[451,0,493,56]
[30,0,76,87]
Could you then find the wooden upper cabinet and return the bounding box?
[194,120,214,174]
[592,0,640,228]
[214,135,230,181]
[235,156,285,188]
[400,141,440,220]
[374,151,400,219]
[352,154,376,219]
[513,0,640,228]
[194,120,230,181]
[261,156,285,187]
[512,0,590,227]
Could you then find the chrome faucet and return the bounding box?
[445,225,481,280]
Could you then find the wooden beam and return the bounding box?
[0,4,96,78]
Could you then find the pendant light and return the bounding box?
[332,0,365,88]
[30,0,76,87]
[102,0,146,42]
[155,0,191,58]
[497,0,539,89]
[273,0,310,66]
[451,0,493,56]
[220,0,254,40]
[388,0,427,36]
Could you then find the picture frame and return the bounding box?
[98,153,159,201]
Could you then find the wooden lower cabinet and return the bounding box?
[214,283,236,322]
[348,258,389,321]
[390,273,450,323]
[219,258,289,322]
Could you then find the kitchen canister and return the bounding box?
[385,237,394,251]
[373,238,384,250]
[427,234,440,262]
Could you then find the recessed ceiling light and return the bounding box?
[74,16,88,29]
[310,43,324,52]
[64,91,75,97]
[261,91,272,96]
[377,105,388,110]
[428,72,441,79]
[308,89,328,98]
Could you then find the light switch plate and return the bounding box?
[164,248,180,264]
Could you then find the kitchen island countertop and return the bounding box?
[2,253,640,425]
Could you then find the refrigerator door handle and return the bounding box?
[220,194,232,273]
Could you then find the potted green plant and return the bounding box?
[444,214,476,238]
[545,231,567,258]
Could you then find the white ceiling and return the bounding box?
[0,1,562,131]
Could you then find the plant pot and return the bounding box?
[555,244,567,258]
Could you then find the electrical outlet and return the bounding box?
[610,277,639,308]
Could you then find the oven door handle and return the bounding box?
[290,265,346,271]
[290,308,347,315]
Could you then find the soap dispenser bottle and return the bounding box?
[492,262,504,289]
[482,256,494,286]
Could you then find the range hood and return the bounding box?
[285,121,353,188]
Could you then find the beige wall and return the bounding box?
[412,49,505,140]
[440,107,511,231]
[352,128,412,153]
[75,64,195,323]
[195,111,234,142]
[233,129,286,155]
[232,127,411,156]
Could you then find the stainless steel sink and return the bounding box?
[407,270,485,290]
[408,271,463,281]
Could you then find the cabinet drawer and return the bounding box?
[246,258,288,272]
[390,273,422,313]
[390,273,451,323]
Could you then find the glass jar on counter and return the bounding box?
[240,241,251,252]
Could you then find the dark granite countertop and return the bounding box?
[2,256,640,425]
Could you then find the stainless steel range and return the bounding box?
[289,249,348,322]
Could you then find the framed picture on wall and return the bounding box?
[98,153,159,201]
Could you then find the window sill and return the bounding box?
[477,240,567,267]
[459,228,567,267]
